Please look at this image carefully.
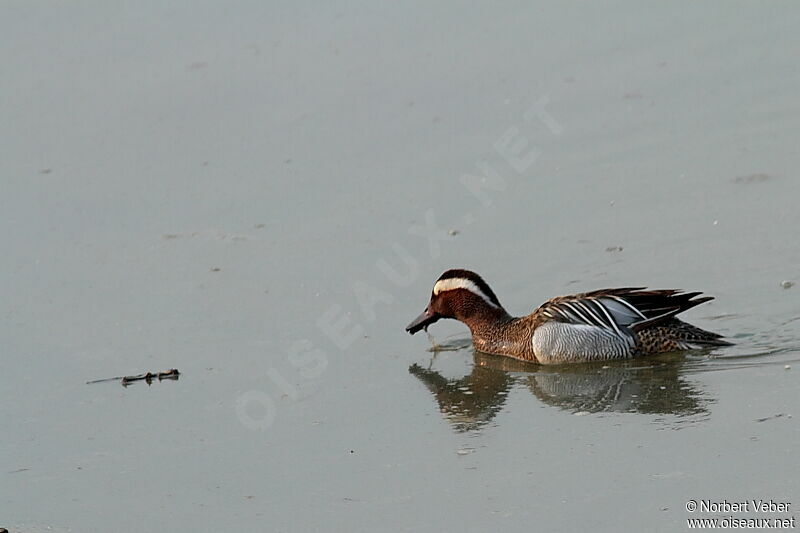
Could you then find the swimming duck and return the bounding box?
[406,269,730,364]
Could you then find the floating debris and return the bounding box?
[780,280,795,289]
[705,313,739,321]
[87,369,180,387]
[210,267,221,272]
[785,365,792,371]
[456,448,475,456]
[605,246,623,253]
[755,413,786,423]
[448,229,460,236]
[160,230,249,241]
[733,173,770,184]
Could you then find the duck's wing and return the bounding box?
[536,288,714,334]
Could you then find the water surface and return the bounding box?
[2,2,799,532]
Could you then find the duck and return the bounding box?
[406,269,730,364]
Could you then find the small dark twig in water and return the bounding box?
[86,368,180,387]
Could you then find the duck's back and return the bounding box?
[529,288,729,364]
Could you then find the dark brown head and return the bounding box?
[406,269,505,334]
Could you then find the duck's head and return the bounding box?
[405,269,504,334]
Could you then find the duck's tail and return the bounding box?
[635,318,732,354]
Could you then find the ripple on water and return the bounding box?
[409,332,800,432]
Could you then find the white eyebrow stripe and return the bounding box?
[433,278,499,308]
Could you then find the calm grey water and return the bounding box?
[2,2,799,532]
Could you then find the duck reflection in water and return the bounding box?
[409,341,710,432]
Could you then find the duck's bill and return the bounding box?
[406,308,441,334]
